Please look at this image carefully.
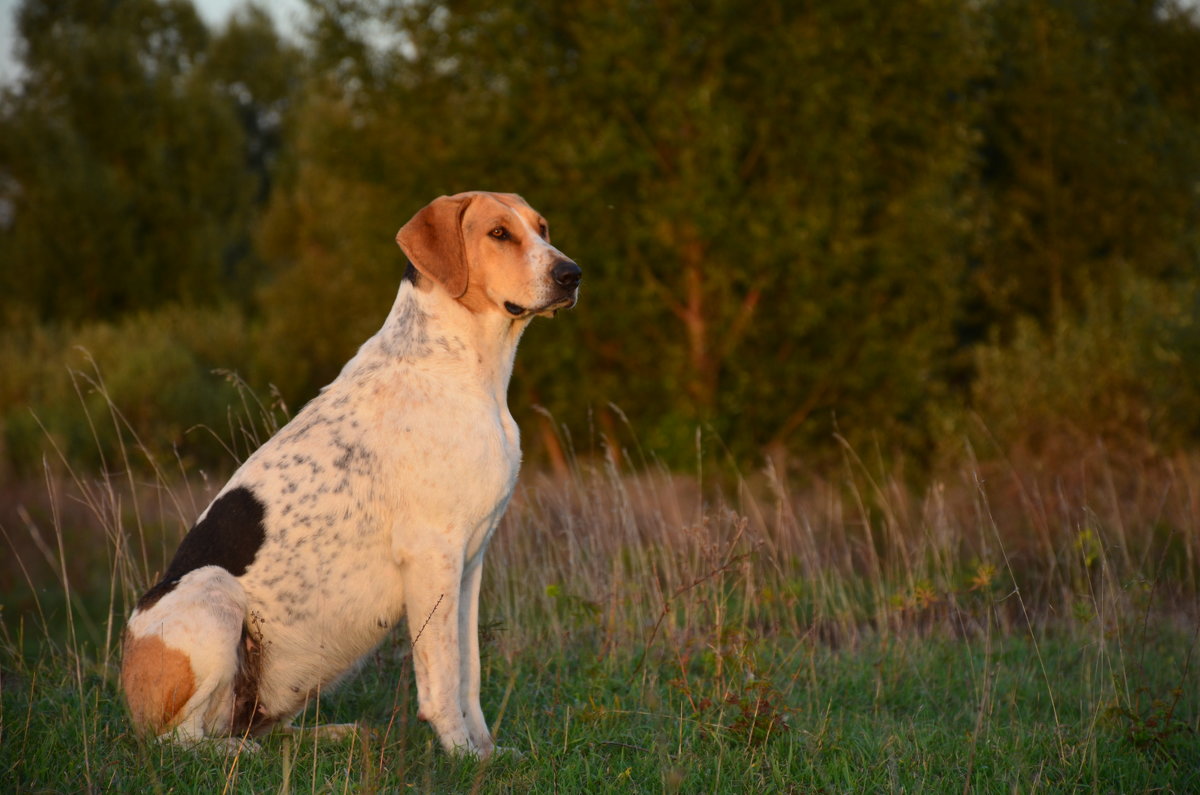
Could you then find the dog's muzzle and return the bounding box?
[505,259,582,317]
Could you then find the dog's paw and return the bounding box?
[214,736,263,755]
[280,722,362,742]
[491,745,525,760]
[158,728,261,755]
[445,740,485,759]
[167,734,261,755]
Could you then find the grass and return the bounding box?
[4,613,1197,792]
[4,628,1197,793]
[1,374,1198,792]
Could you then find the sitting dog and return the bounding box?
[121,191,581,757]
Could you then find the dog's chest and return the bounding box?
[386,384,522,536]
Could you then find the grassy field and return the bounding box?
[2,400,1199,792]
[5,624,1197,792]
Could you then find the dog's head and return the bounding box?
[396,191,581,319]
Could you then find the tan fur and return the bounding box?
[399,192,552,316]
[121,633,197,734]
[396,194,473,297]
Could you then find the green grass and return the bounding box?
[2,377,1198,792]
[4,620,1197,792]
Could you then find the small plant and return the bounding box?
[1106,686,1195,758]
[667,623,793,747]
[545,583,602,623]
[722,677,792,747]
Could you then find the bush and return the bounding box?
[969,277,1200,463]
[0,305,268,475]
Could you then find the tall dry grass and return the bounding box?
[2,367,1196,683]
[485,434,1199,656]
[2,367,1198,793]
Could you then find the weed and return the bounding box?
[1108,686,1197,759]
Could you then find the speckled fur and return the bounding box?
[121,192,581,757]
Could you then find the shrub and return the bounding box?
[0,305,267,474]
[969,277,1200,464]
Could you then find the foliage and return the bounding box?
[1,0,1200,472]
[970,276,1200,462]
[268,0,983,461]
[1,0,246,320]
[971,0,1200,331]
[0,305,262,474]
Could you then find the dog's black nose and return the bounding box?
[552,260,582,289]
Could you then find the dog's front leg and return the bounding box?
[405,558,477,756]
[458,554,494,755]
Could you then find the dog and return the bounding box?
[120,191,581,757]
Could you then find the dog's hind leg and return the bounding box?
[122,566,248,742]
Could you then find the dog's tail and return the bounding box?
[121,565,249,739]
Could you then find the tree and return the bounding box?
[201,5,305,210]
[0,0,259,321]
[261,0,982,462]
[972,0,1200,332]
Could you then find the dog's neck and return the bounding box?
[364,280,531,398]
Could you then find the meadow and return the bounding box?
[2,389,1198,793]
[4,2,1200,790]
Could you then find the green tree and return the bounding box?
[0,0,257,321]
[0,1,307,474]
[201,4,305,209]
[259,0,983,462]
[972,0,1200,332]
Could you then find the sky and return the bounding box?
[0,0,309,84]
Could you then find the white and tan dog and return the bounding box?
[121,191,581,757]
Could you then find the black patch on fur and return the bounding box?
[135,487,267,611]
[402,260,420,285]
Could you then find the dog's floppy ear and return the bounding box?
[395,194,473,298]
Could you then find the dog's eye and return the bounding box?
[538,224,549,240]
[490,226,510,241]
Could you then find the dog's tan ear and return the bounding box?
[395,194,473,298]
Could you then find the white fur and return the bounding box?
[122,193,579,757]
